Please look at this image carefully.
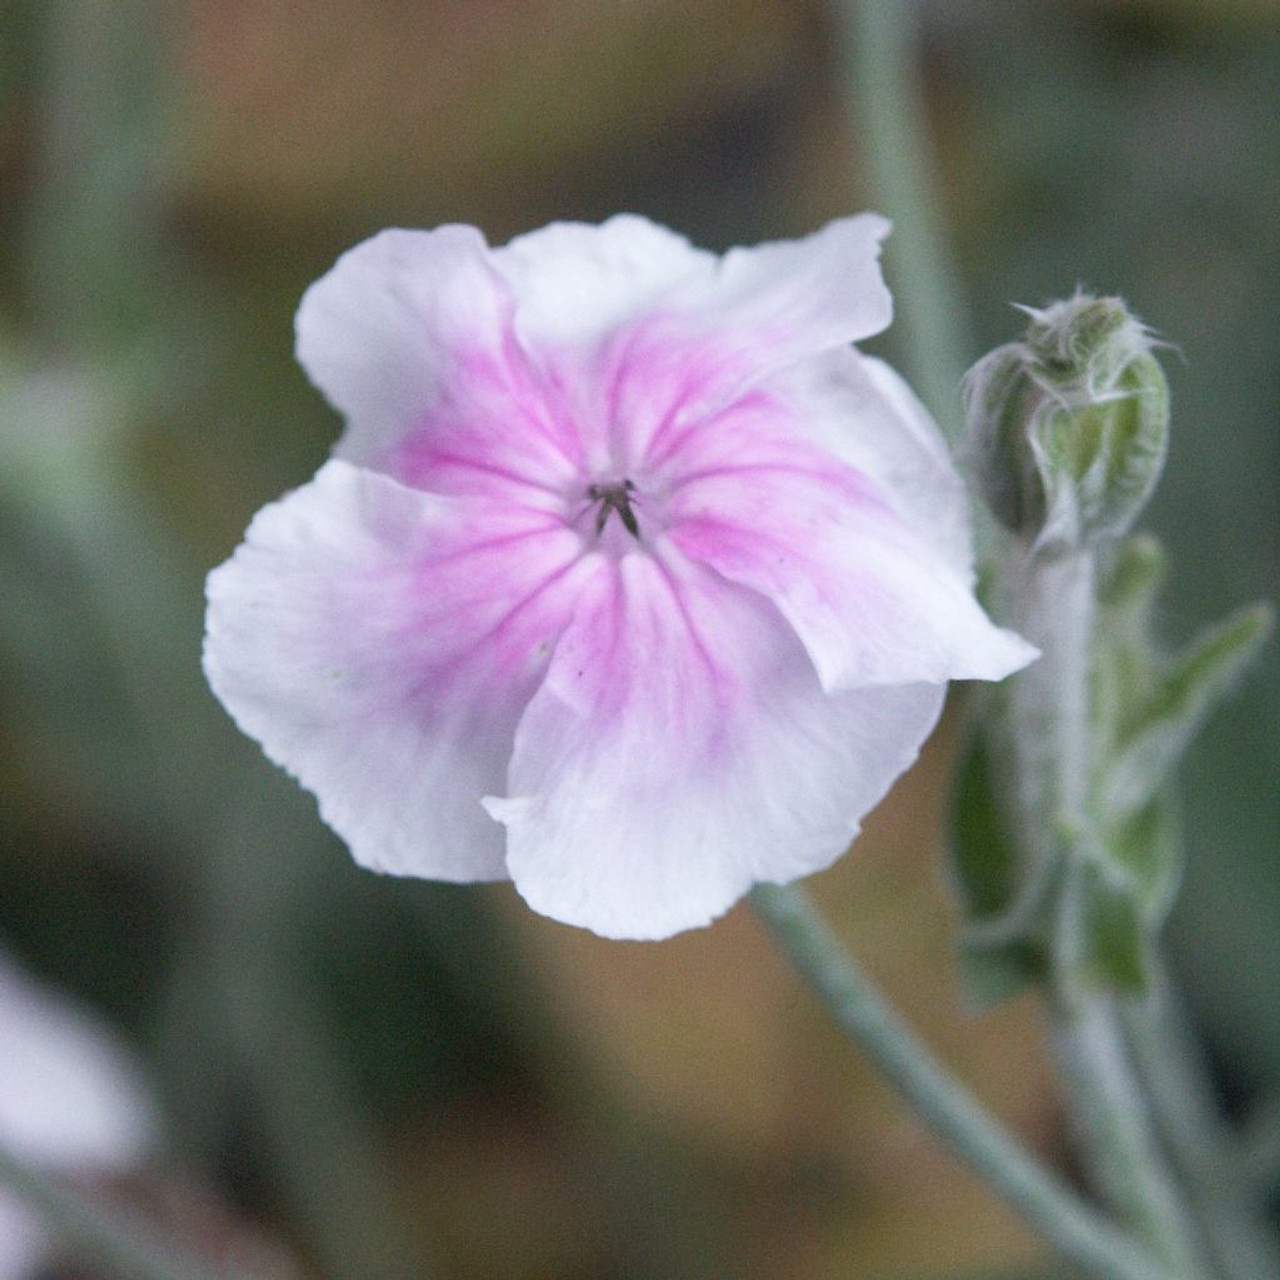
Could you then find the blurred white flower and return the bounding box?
[0,951,159,1279]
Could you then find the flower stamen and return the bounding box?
[587,479,641,539]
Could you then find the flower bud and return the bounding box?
[963,294,1169,553]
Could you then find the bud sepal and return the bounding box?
[963,294,1169,555]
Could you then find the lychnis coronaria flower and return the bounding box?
[204,215,1034,939]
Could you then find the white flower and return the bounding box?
[204,215,1035,939]
[0,952,158,1279]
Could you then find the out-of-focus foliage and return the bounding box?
[1,2,1275,1278]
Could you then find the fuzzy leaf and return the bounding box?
[1077,860,1151,994]
[958,939,1046,1011]
[1100,604,1274,820]
[1092,536,1167,754]
[948,734,1022,923]
[949,734,1057,1007]
[1099,790,1182,925]
[1097,534,1166,619]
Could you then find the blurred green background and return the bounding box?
[1,2,1276,1277]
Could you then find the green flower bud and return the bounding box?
[963,294,1169,553]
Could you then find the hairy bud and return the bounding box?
[963,294,1169,554]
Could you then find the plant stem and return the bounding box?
[1121,960,1280,1280]
[750,883,1167,1280]
[1004,551,1096,861]
[0,1146,236,1280]
[1008,549,1207,1277]
[1047,992,1207,1277]
[833,0,972,439]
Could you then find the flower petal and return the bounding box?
[496,215,716,349]
[484,548,947,939]
[590,215,896,468]
[765,349,976,578]
[204,459,595,881]
[0,1193,47,1280]
[0,952,157,1169]
[663,403,1037,690]
[296,227,505,461]
[0,952,158,1280]
[667,213,893,364]
[296,227,585,499]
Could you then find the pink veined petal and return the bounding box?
[763,348,976,579]
[483,547,948,940]
[662,402,1037,691]
[296,226,505,467]
[295,226,582,501]
[488,216,719,479]
[576,214,896,470]
[204,459,599,881]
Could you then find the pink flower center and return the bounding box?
[586,479,641,539]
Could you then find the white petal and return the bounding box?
[204,459,596,881]
[0,1194,47,1280]
[295,225,517,472]
[0,952,157,1170]
[495,215,715,349]
[667,214,893,370]
[484,548,947,939]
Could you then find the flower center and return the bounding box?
[586,479,641,540]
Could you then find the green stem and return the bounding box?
[1005,551,1096,858]
[0,1146,235,1280]
[1007,550,1207,1277]
[1047,992,1208,1277]
[750,883,1168,1280]
[833,0,972,438]
[1121,962,1280,1280]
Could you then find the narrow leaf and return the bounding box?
[1078,861,1151,995]
[1100,604,1274,820]
[958,939,1046,1011]
[948,733,1022,922]
[1099,791,1182,926]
